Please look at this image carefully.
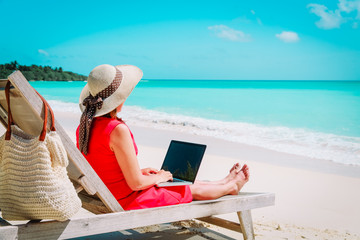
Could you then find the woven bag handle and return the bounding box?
[4,80,55,141]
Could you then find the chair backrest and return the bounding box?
[0,71,123,213]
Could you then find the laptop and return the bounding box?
[156,140,207,187]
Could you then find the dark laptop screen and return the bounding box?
[161,140,206,182]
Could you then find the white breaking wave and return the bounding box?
[48,100,81,114]
[49,100,360,166]
[121,106,360,166]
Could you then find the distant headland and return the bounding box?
[0,61,87,81]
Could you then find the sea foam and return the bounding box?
[48,100,81,114]
[49,100,360,166]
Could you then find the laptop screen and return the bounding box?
[161,140,206,182]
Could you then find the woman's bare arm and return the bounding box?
[109,124,172,191]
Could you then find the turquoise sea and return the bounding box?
[30,80,360,166]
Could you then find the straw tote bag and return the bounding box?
[0,81,81,221]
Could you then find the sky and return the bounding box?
[0,0,359,80]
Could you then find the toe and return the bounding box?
[230,163,240,173]
[241,164,248,171]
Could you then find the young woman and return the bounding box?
[76,64,249,210]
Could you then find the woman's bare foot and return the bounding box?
[229,164,250,195]
[241,164,250,181]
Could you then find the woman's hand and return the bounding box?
[141,168,159,175]
[142,168,172,185]
[156,170,173,184]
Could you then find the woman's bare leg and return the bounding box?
[190,164,250,200]
[190,181,238,200]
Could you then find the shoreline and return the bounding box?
[55,110,360,237]
[130,124,360,179]
[57,110,360,178]
[48,101,360,167]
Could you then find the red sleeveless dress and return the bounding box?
[76,117,192,210]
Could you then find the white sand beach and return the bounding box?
[54,110,360,239]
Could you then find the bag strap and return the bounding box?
[35,89,56,132]
[5,81,13,141]
[5,80,56,141]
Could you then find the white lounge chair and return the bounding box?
[0,71,275,240]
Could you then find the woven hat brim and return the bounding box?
[79,65,143,117]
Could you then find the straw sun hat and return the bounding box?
[79,64,143,117]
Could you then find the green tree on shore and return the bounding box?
[0,61,87,81]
